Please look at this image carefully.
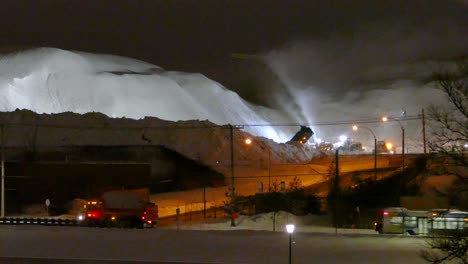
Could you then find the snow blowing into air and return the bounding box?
[0,47,455,151]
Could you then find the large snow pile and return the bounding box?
[0,48,297,142]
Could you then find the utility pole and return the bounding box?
[268,148,271,192]
[229,124,235,227]
[400,125,405,207]
[402,126,405,170]
[1,125,5,218]
[203,186,206,219]
[334,148,340,235]
[373,137,377,181]
[422,108,426,154]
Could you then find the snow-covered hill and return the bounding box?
[0,48,298,142]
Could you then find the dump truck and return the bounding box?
[79,188,158,228]
[287,126,314,144]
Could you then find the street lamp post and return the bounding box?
[382,117,405,173]
[352,125,377,181]
[334,148,340,235]
[382,116,405,205]
[245,139,272,192]
[286,224,295,264]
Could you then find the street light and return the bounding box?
[352,125,377,181]
[244,138,272,192]
[334,147,340,235]
[381,116,405,172]
[286,224,295,264]
[382,116,405,206]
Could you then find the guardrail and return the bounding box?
[0,217,79,226]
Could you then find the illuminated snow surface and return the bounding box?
[0,48,296,142]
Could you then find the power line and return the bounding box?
[0,115,423,130]
[233,172,326,179]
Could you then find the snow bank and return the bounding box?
[168,211,376,235]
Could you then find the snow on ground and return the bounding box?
[164,211,377,236]
[0,222,428,264]
[13,208,376,236]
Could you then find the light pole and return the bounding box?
[245,139,272,192]
[333,147,342,235]
[352,125,377,181]
[286,224,295,264]
[382,116,405,206]
[381,117,405,173]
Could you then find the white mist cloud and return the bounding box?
[264,31,463,151]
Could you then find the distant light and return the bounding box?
[77,214,84,221]
[382,116,388,122]
[386,142,393,150]
[316,138,323,143]
[352,125,358,131]
[286,224,295,234]
[245,138,252,145]
[339,135,347,142]
[464,144,468,149]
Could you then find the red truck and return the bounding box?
[79,188,158,228]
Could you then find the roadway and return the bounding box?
[0,225,428,264]
[152,153,410,218]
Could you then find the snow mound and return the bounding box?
[170,211,376,234]
[0,48,296,142]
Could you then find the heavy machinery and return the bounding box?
[338,138,363,153]
[376,140,394,154]
[287,126,314,144]
[79,188,158,228]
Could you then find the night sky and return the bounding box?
[1,0,467,106]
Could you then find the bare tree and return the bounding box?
[421,60,468,264]
[428,59,468,171]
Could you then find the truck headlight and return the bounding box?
[77,214,84,221]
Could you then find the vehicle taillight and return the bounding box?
[86,210,101,218]
[383,211,389,216]
[147,220,152,224]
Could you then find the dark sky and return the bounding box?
[1,0,467,106]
